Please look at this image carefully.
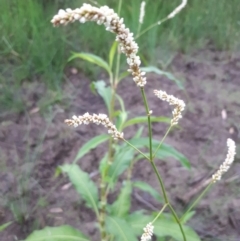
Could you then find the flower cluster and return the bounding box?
[65,113,124,140]
[140,222,154,241]
[153,90,185,125]
[212,138,236,183]
[168,0,187,19]
[51,4,146,87]
[139,1,146,24]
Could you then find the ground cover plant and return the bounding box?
[19,1,238,241]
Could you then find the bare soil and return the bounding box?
[1,48,240,241]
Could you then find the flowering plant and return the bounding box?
[24,1,236,241]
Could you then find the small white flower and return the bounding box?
[154,90,185,125]
[212,138,236,182]
[51,4,147,87]
[65,113,123,140]
[141,222,154,241]
[139,1,146,24]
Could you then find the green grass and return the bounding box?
[0,0,239,113]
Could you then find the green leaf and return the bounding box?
[133,181,163,203]
[109,41,118,69]
[129,138,190,169]
[111,181,132,217]
[69,52,111,75]
[116,94,126,112]
[115,94,128,131]
[73,134,109,164]
[154,143,190,169]
[128,213,201,241]
[0,221,12,232]
[93,80,112,113]
[115,111,128,131]
[154,218,201,241]
[99,153,108,179]
[60,164,99,216]
[24,225,90,241]
[134,126,144,139]
[106,216,138,241]
[123,116,171,129]
[108,146,134,185]
[118,71,130,82]
[180,211,196,224]
[127,211,152,236]
[141,66,184,89]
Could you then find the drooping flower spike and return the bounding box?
[212,138,236,183]
[51,4,146,87]
[153,90,185,126]
[65,112,124,140]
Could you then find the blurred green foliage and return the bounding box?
[0,0,239,112]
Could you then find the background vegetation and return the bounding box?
[1,0,240,114]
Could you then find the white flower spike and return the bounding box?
[212,138,236,182]
[51,4,146,87]
[153,90,185,126]
[65,112,124,140]
[140,222,154,241]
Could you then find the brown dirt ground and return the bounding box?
[1,48,240,241]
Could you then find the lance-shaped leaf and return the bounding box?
[24,225,90,241]
[154,142,190,169]
[108,146,134,185]
[118,71,129,82]
[141,66,184,89]
[69,52,111,75]
[74,134,109,164]
[123,116,171,129]
[60,164,99,217]
[106,216,138,241]
[93,80,112,114]
[115,94,128,130]
[154,218,201,241]
[129,138,190,169]
[180,211,196,224]
[127,211,152,236]
[110,181,132,217]
[0,222,12,232]
[133,181,163,203]
[128,212,201,241]
[109,41,118,69]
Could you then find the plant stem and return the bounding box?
[150,160,168,202]
[136,17,169,39]
[139,87,186,241]
[141,87,153,160]
[123,139,149,160]
[153,125,172,159]
[168,204,187,241]
[117,0,123,15]
[150,161,186,241]
[152,203,168,224]
[99,72,116,241]
[180,181,213,222]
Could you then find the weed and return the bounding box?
[23,2,237,241]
